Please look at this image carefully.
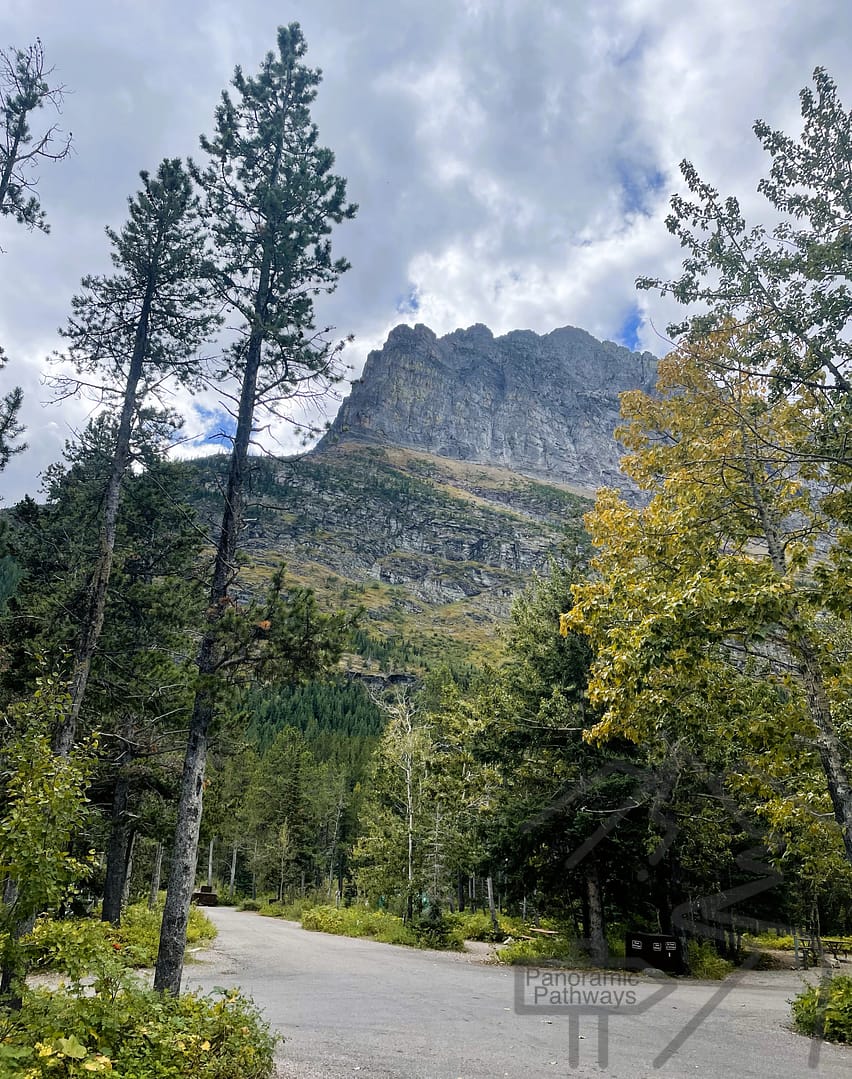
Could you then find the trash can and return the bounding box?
[624,931,684,974]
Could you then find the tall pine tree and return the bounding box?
[154,24,356,993]
[51,159,217,755]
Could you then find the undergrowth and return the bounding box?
[2,906,271,1078]
[792,975,852,1042]
[24,901,217,970]
[1,984,274,1077]
[686,940,734,980]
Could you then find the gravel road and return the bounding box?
[184,907,852,1079]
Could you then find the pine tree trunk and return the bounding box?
[154,259,269,994]
[229,843,237,900]
[486,875,499,933]
[149,842,164,910]
[102,774,132,925]
[55,287,154,757]
[121,831,136,909]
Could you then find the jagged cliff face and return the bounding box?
[186,322,659,673]
[318,322,658,493]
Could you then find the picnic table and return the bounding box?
[821,939,850,961]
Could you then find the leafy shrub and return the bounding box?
[277,897,319,921]
[0,983,275,1077]
[23,902,217,971]
[686,940,734,980]
[792,975,852,1042]
[447,910,505,943]
[258,898,316,920]
[238,898,262,912]
[743,932,797,951]
[498,934,578,966]
[302,905,418,946]
[413,908,463,951]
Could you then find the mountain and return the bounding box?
[318,322,657,495]
[190,322,657,673]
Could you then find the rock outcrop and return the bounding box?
[318,322,657,493]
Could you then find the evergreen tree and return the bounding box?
[0,38,71,233]
[155,23,355,993]
[1,422,206,924]
[0,363,24,473]
[50,159,217,755]
[0,39,71,472]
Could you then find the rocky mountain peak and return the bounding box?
[318,322,658,493]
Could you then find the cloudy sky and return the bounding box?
[1,0,849,501]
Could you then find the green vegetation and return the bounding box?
[497,935,578,967]
[1,985,274,1077]
[685,941,734,981]
[2,35,852,1069]
[24,904,216,972]
[1,906,267,1078]
[792,976,852,1043]
[302,905,419,947]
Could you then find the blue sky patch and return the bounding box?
[616,160,666,216]
[396,286,420,315]
[195,405,236,447]
[616,304,643,351]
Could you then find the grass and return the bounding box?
[686,940,734,980]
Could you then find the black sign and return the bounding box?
[624,932,684,973]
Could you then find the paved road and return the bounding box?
[185,907,852,1079]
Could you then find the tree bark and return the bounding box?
[486,875,499,933]
[102,773,132,925]
[585,863,607,965]
[154,226,273,994]
[148,842,164,910]
[54,284,154,757]
[121,830,136,909]
[228,842,237,900]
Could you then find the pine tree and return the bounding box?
[155,24,355,993]
[0,38,71,233]
[50,159,217,755]
[1,422,206,924]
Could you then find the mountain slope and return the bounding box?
[188,322,656,672]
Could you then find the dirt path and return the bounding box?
[184,907,852,1079]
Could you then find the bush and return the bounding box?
[258,898,316,921]
[498,934,578,966]
[413,908,463,951]
[686,940,734,980]
[238,898,262,912]
[23,902,217,971]
[0,983,275,1078]
[792,975,852,1042]
[447,910,505,943]
[302,905,418,946]
[742,932,797,951]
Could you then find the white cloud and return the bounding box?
[0,0,849,500]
